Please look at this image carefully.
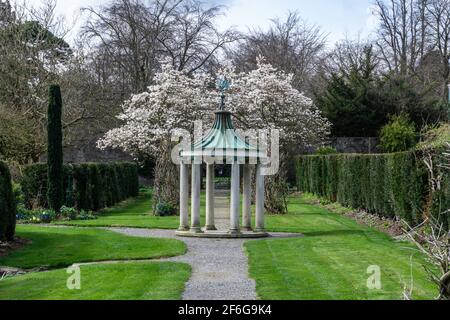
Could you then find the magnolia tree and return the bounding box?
[99,57,330,214]
[223,58,330,213]
[98,60,214,211]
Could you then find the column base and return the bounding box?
[241,226,253,232]
[178,226,190,232]
[176,230,269,238]
[189,227,203,234]
[205,225,217,231]
[254,228,265,233]
[228,229,241,235]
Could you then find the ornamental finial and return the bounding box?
[217,76,231,110]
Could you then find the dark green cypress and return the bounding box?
[47,85,64,212]
[0,161,16,241]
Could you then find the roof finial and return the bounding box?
[217,76,231,111]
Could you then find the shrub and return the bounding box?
[77,210,97,221]
[16,208,56,224]
[21,162,139,212]
[417,123,450,150]
[40,210,56,223]
[297,147,447,226]
[155,202,176,217]
[0,161,16,241]
[12,182,24,207]
[379,114,418,153]
[60,206,78,220]
[47,85,64,212]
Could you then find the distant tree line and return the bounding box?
[0,0,449,167]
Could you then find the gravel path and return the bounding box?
[110,227,302,300]
[108,192,302,300]
[111,228,257,300]
[108,191,301,300]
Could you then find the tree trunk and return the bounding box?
[152,141,179,214]
[264,152,289,215]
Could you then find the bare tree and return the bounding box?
[425,0,450,102]
[0,0,107,164]
[157,0,239,73]
[82,0,238,95]
[373,0,430,75]
[82,0,162,94]
[405,218,450,300]
[323,38,382,77]
[0,0,72,162]
[230,11,327,91]
[407,142,450,300]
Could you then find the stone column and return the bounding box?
[190,164,202,233]
[178,163,189,231]
[229,163,240,234]
[205,164,216,231]
[242,164,252,231]
[255,164,265,232]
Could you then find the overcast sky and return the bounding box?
[20,0,379,46]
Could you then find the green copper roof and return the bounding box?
[181,110,266,160]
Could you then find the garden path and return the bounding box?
[108,191,302,300]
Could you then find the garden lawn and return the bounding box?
[0,262,190,300]
[246,196,437,300]
[54,189,200,229]
[0,225,186,269]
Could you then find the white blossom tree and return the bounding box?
[98,59,214,210]
[231,57,330,148]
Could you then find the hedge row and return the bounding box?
[297,149,450,228]
[21,162,139,211]
[0,161,16,241]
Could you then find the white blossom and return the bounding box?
[98,56,330,158]
[97,59,215,157]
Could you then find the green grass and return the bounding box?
[0,262,190,300]
[5,187,439,300]
[0,225,186,269]
[246,196,437,300]
[54,189,193,229]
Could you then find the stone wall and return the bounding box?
[39,138,132,164]
[62,145,133,163]
[331,137,380,154]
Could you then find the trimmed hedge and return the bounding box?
[21,162,139,212]
[0,161,16,241]
[297,149,449,228]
